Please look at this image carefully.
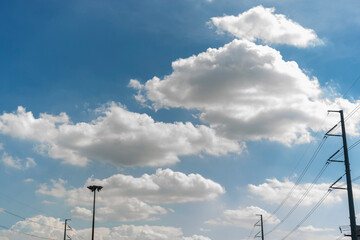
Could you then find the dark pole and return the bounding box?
[92,190,96,240]
[63,219,70,240]
[87,185,103,240]
[339,110,357,240]
[260,214,264,240]
[63,219,67,240]
[256,214,264,240]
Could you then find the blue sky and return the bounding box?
[1,0,360,239]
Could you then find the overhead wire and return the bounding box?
[67,225,86,240]
[289,114,330,180]
[263,74,360,237]
[351,175,360,182]
[327,103,360,135]
[280,189,332,240]
[264,135,328,222]
[342,74,360,99]
[0,207,63,230]
[266,160,330,235]
[273,116,360,237]
[246,224,256,240]
[0,224,56,240]
[327,73,360,134]
[0,191,44,215]
[329,137,360,161]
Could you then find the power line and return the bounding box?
[264,136,328,222]
[0,224,56,240]
[65,223,86,240]
[266,160,330,235]
[327,103,360,135]
[0,205,85,240]
[246,224,256,240]
[342,74,360,100]
[326,73,360,134]
[0,191,44,215]
[289,115,330,177]
[330,137,360,161]
[0,208,63,230]
[281,189,332,240]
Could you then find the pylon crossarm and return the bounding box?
[327,149,341,162]
[329,173,346,189]
[328,160,344,163]
[326,123,339,135]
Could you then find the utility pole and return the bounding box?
[63,219,71,240]
[88,185,103,240]
[255,214,264,240]
[328,110,357,240]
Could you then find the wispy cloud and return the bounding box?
[1,153,36,170]
[36,178,68,198]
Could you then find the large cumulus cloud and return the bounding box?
[131,39,360,145]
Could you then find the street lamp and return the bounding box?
[87,185,103,240]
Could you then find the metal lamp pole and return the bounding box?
[87,185,103,240]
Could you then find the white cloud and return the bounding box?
[210,5,322,47]
[41,200,56,205]
[37,169,225,222]
[81,168,225,204]
[131,39,360,146]
[0,104,242,167]
[248,178,346,206]
[0,215,64,240]
[0,143,3,150]
[298,225,335,232]
[264,229,339,240]
[24,178,34,183]
[0,215,212,240]
[1,152,36,170]
[71,206,92,219]
[183,235,211,240]
[25,157,36,168]
[36,178,68,198]
[75,197,167,222]
[199,228,211,232]
[206,206,279,229]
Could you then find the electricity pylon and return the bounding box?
[327,110,357,240]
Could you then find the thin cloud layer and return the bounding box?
[210,5,322,47]
[206,206,279,229]
[0,215,211,240]
[131,39,360,145]
[37,169,225,222]
[0,104,242,167]
[266,229,339,240]
[298,225,334,232]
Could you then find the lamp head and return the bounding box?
[87,185,103,192]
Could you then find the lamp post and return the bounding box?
[87,185,103,240]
